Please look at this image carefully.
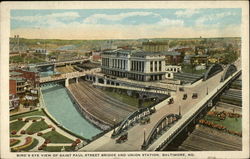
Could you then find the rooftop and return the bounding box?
[10,71,23,76]
[104,49,181,57]
[10,77,26,82]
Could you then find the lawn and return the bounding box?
[43,146,72,152]
[10,121,26,132]
[41,131,74,143]
[204,115,242,132]
[26,120,49,134]
[21,138,39,151]
[10,110,45,121]
[103,90,155,107]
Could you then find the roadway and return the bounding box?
[80,66,231,151]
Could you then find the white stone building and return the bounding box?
[101,49,166,81]
[165,65,182,79]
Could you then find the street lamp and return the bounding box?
[179,105,181,116]
[113,118,116,134]
[143,128,146,145]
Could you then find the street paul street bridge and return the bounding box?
[79,63,241,151]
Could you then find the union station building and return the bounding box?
[101,49,166,81]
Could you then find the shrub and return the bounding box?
[44,139,51,144]
[42,143,47,148]
[32,119,37,123]
[27,132,34,135]
[48,125,53,128]
[24,119,29,122]
[11,130,17,135]
[41,118,45,121]
[21,130,26,134]
[52,127,56,131]
[18,118,23,121]
[75,138,81,144]
[71,142,77,147]
[38,146,43,150]
[37,132,43,136]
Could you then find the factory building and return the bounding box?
[101,49,166,81]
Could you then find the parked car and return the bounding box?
[183,94,187,100]
[168,98,174,104]
[192,93,198,99]
[116,132,128,143]
[179,87,184,91]
[140,117,150,125]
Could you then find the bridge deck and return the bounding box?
[80,66,236,151]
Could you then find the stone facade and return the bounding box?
[101,50,166,81]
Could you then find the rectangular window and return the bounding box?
[155,61,157,72]
[150,61,153,72]
[159,61,162,71]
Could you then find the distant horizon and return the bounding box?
[11,9,241,40]
[9,36,241,41]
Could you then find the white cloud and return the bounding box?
[175,9,200,18]
[11,12,80,23]
[83,12,159,24]
[157,18,184,26]
[195,11,237,26]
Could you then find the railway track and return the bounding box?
[68,81,136,125]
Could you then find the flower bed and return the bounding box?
[207,111,241,120]
[12,137,33,151]
[199,119,241,137]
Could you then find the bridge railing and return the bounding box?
[141,114,181,150]
[111,107,155,138]
[221,64,237,82]
[152,70,241,151]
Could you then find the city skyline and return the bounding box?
[11,8,241,40]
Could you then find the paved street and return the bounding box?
[80,68,229,151]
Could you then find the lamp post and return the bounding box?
[113,118,116,134]
[179,105,181,116]
[143,128,146,145]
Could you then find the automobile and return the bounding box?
[140,117,150,125]
[192,93,198,99]
[183,94,187,100]
[168,98,174,104]
[116,132,128,143]
[179,87,184,91]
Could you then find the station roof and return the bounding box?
[132,51,181,56]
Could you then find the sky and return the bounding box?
[10,8,242,40]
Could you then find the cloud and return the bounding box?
[83,12,159,24]
[157,18,184,26]
[195,11,237,26]
[11,12,80,23]
[175,9,200,18]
